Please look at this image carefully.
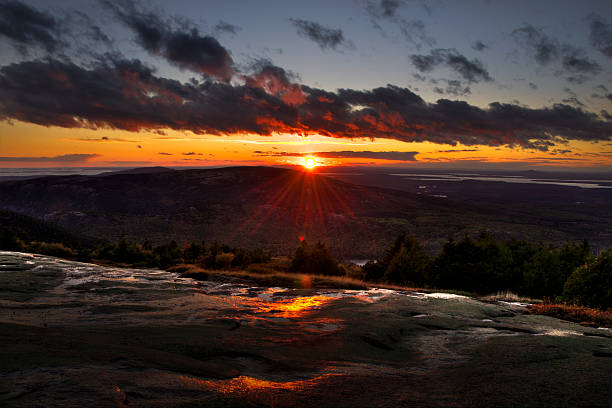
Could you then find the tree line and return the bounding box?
[362,232,611,310]
[2,218,610,310]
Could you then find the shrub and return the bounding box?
[0,227,27,251]
[290,240,343,276]
[383,236,429,285]
[29,241,74,258]
[428,234,513,294]
[563,251,612,310]
[215,252,235,269]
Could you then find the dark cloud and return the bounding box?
[256,150,419,162]
[410,49,492,83]
[103,0,233,81]
[182,152,202,155]
[158,152,172,155]
[512,25,603,81]
[0,153,99,162]
[289,18,351,51]
[471,41,487,52]
[71,10,113,47]
[551,148,572,155]
[591,90,612,101]
[561,97,584,107]
[589,15,612,58]
[511,25,560,65]
[566,75,588,85]
[1,57,611,152]
[0,0,62,53]
[437,149,479,153]
[214,20,240,35]
[242,59,306,106]
[410,53,440,72]
[432,79,471,96]
[396,19,435,49]
[365,1,434,49]
[561,48,601,75]
[528,82,537,90]
[366,0,403,19]
[72,136,138,142]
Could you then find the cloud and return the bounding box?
[242,59,306,106]
[437,149,479,153]
[71,136,139,142]
[255,150,419,162]
[591,88,612,102]
[158,152,172,155]
[214,20,240,35]
[511,25,560,65]
[561,97,584,107]
[365,1,435,49]
[432,79,471,96]
[410,49,492,83]
[528,82,537,90]
[589,15,612,58]
[0,0,62,53]
[366,0,403,19]
[289,18,351,51]
[512,25,602,81]
[182,152,202,155]
[102,0,233,81]
[471,41,487,52]
[1,57,611,151]
[0,153,99,162]
[566,75,589,85]
[561,48,601,75]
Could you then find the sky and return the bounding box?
[0,0,611,170]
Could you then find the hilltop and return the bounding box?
[1,166,610,258]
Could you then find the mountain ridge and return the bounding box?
[1,166,609,258]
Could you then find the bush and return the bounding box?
[290,240,343,276]
[215,252,235,269]
[0,227,27,251]
[29,241,74,258]
[383,236,429,285]
[428,234,513,294]
[563,251,612,310]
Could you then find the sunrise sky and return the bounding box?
[0,0,611,170]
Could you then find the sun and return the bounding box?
[303,156,317,169]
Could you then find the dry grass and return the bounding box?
[169,263,474,293]
[528,303,612,328]
[207,268,369,290]
[483,290,541,304]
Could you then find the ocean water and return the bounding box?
[388,173,612,189]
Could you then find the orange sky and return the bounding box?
[1,120,610,170]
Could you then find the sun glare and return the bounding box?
[304,156,316,169]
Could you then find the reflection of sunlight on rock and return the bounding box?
[255,295,331,318]
[204,373,341,394]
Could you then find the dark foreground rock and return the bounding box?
[1,251,611,407]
